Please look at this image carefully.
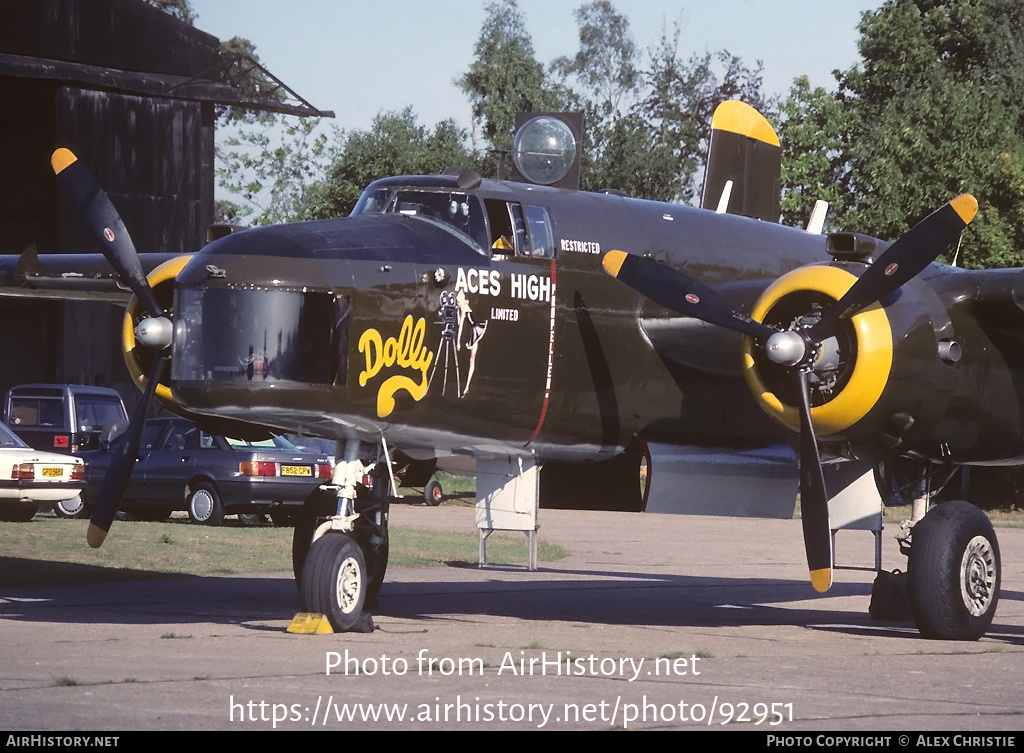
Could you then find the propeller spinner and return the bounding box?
[603,194,977,591]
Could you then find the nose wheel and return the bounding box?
[300,532,368,632]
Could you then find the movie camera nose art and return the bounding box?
[354,264,556,422]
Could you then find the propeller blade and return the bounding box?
[87,355,166,548]
[809,194,977,341]
[603,250,777,341]
[51,148,163,318]
[795,370,833,592]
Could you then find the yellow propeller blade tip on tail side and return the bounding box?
[951,194,978,225]
[602,250,627,277]
[51,148,78,175]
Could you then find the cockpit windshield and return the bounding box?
[352,187,489,252]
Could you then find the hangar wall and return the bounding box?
[0,0,218,406]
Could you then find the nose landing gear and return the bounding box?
[292,439,391,632]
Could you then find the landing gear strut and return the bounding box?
[292,439,391,632]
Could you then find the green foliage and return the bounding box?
[551,0,639,119]
[777,76,854,229]
[552,1,644,194]
[213,199,244,225]
[636,24,771,201]
[457,0,564,152]
[217,114,333,225]
[143,0,195,24]
[216,36,285,124]
[303,108,473,220]
[778,0,1024,267]
[542,5,771,200]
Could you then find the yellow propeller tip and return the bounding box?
[951,194,978,225]
[86,523,108,549]
[810,568,832,593]
[51,148,78,175]
[602,250,627,277]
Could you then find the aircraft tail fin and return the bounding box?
[700,100,781,222]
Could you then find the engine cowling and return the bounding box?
[741,262,940,447]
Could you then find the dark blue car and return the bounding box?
[79,417,332,525]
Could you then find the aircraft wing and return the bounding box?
[950,266,1024,337]
[0,246,180,303]
[638,278,771,375]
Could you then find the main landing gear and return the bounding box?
[907,500,1000,640]
[873,459,1000,640]
[292,440,390,632]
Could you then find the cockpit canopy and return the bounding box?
[353,180,555,260]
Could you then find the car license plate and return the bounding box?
[281,465,311,477]
[42,467,63,478]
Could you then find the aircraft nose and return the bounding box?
[172,286,350,386]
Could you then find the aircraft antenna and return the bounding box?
[950,234,963,267]
[806,200,829,234]
[715,180,734,214]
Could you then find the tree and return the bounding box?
[303,108,473,219]
[776,76,854,229]
[635,24,772,202]
[143,0,195,24]
[552,0,639,119]
[457,0,563,154]
[215,36,286,124]
[551,1,647,194]
[217,114,333,225]
[457,1,770,200]
[779,0,1024,266]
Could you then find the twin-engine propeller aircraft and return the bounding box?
[0,102,1007,640]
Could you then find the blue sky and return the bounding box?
[188,0,882,133]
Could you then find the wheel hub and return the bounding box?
[336,556,362,614]
[960,535,996,616]
[191,490,214,520]
[60,496,85,516]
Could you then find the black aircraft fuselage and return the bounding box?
[110,173,1024,471]
[154,175,826,464]
[7,104,1009,641]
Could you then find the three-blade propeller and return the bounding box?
[603,194,977,591]
[53,149,170,548]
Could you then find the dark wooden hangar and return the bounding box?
[0,0,329,401]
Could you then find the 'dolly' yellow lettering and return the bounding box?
[358,317,434,417]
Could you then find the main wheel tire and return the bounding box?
[292,489,337,582]
[237,512,268,526]
[907,500,1000,640]
[423,479,443,506]
[299,533,367,632]
[186,483,225,526]
[54,495,87,519]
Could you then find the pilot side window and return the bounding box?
[523,205,554,258]
[485,199,527,256]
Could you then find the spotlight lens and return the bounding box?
[512,116,576,185]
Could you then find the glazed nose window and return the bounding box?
[174,287,349,385]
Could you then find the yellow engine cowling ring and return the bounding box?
[122,255,192,411]
[741,264,896,438]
